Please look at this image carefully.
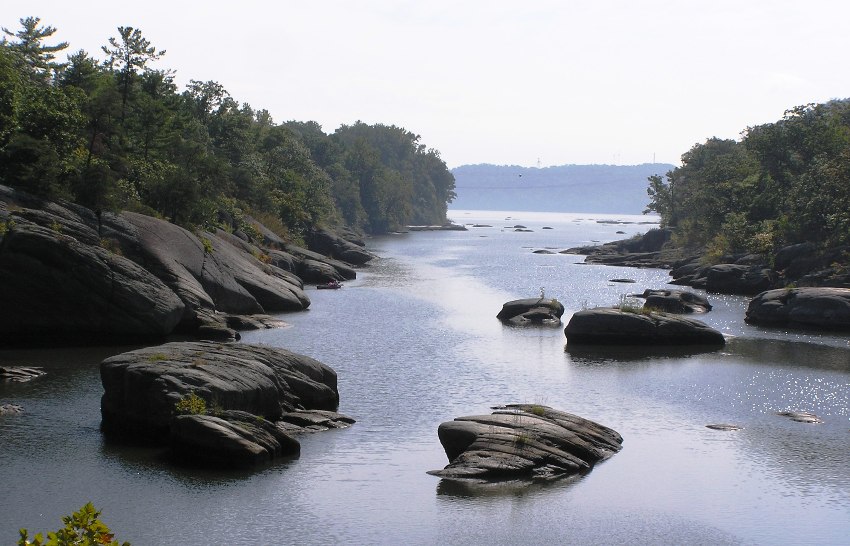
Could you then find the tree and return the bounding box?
[1,16,68,77]
[644,173,674,225]
[101,26,165,123]
[18,502,129,546]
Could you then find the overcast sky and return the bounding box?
[5,1,850,168]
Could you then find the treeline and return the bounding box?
[646,99,850,261]
[0,17,455,238]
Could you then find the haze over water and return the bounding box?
[1,210,848,545]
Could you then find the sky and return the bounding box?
[5,1,850,168]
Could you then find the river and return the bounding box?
[1,210,848,545]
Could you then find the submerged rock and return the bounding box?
[705,424,743,431]
[777,410,823,424]
[0,403,24,416]
[564,308,725,346]
[429,404,622,481]
[0,366,45,382]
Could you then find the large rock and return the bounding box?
[0,221,185,342]
[170,410,301,467]
[100,341,342,439]
[563,228,678,268]
[704,264,776,295]
[745,287,850,330]
[497,298,565,324]
[564,308,725,346]
[306,227,375,265]
[636,289,712,313]
[106,212,262,327]
[428,404,622,480]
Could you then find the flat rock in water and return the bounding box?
[777,410,823,424]
[0,403,24,415]
[0,366,45,382]
[746,287,850,331]
[706,424,743,431]
[428,404,622,481]
[564,308,725,346]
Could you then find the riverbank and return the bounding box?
[0,184,373,346]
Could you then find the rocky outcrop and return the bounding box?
[635,289,712,313]
[100,341,353,468]
[0,219,185,343]
[564,308,725,346]
[745,287,850,330]
[306,227,375,265]
[563,228,678,268]
[671,260,776,295]
[428,404,622,481]
[0,184,372,342]
[497,298,565,325]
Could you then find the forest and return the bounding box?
[645,99,850,262]
[0,17,456,240]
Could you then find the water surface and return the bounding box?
[1,210,848,545]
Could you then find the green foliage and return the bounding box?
[651,99,850,253]
[99,237,122,255]
[200,237,213,255]
[0,17,455,239]
[529,405,546,417]
[0,218,15,236]
[145,353,167,362]
[174,391,207,415]
[17,502,129,546]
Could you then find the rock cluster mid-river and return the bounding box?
[1,210,848,545]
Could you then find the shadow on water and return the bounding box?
[723,336,850,372]
[435,471,586,499]
[564,343,725,364]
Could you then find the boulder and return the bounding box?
[745,287,850,330]
[100,341,342,439]
[497,298,565,325]
[428,404,622,480]
[285,244,357,281]
[170,410,301,467]
[636,289,712,313]
[306,227,376,265]
[564,308,725,346]
[704,264,776,295]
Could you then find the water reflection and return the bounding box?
[565,343,726,363]
[435,472,586,498]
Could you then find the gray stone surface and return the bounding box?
[746,287,850,330]
[564,308,725,346]
[429,404,622,480]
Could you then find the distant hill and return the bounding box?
[450,163,675,214]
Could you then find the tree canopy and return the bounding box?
[645,100,850,260]
[0,17,455,239]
